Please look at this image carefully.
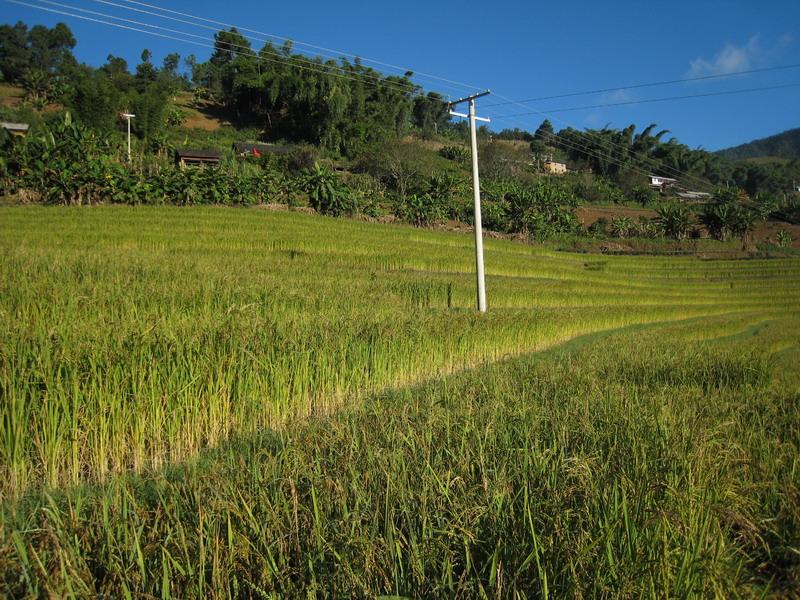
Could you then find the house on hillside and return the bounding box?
[1,122,30,137]
[175,149,221,168]
[543,160,567,175]
[649,175,677,190]
[233,142,292,158]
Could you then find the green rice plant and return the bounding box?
[1,317,798,596]
[0,205,798,508]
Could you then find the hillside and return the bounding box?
[717,127,800,160]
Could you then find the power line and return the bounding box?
[2,0,748,190]
[543,129,702,190]
[501,117,715,192]
[7,0,447,102]
[92,0,485,96]
[493,82,800,119]
[85,0,424,94]
[16,0,426,97]
[484,63,800,108]
[485,79,800,191]
[477,91,705,191]
[485,92,720,192]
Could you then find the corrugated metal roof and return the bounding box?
[1,122,30,131]
[176,149,221,159]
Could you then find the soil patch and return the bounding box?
[575,205,657,226]
[755,219,800,248]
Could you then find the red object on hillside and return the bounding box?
[252,147,261,157]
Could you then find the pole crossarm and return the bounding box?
[447,89,492,108]
[449,110,491,123]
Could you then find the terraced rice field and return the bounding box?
[1,206,798,597]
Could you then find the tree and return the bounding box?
[211,29,252,66]
[497,128,533,142]
[534,119,555,143]
[130,81,171,142]
[67,66,124,132]
[101,54,133,92]
[134,48,158,91]
[0,21,30,82]
[27,23,75,74]
[412,92,448,138]
[0,21,75,83]
[162,53,180,76]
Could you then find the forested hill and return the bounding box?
[716,128,800,160]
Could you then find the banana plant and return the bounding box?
[304,163,353,216]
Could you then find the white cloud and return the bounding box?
[686,36,761,77]
[602,89,634,103]
[584,113,602,127]
[777,33,794,49]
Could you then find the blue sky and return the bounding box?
[4,0,799,150]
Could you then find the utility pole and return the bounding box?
[122,112,135,162]
[448,90,491,313]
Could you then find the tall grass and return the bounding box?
[0,205,799,501]
[1,315,798,597]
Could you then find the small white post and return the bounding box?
[448,90,491,313]
[122,113,135,162]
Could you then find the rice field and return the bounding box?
[1,206,799,597]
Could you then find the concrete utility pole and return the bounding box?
[448,90,491,312]
[122,113,135,162]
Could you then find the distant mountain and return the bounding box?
[716,128,800,161]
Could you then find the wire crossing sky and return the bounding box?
[4,0,799,150]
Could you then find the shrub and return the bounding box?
[395,193,445,226]
[575,176,626,204]
[304,163,354,216]
[610,216,635,238]
[287,143,318,173]
[354,141,431,198]
[438,145,469,163]
[636,216,663,239]
[701,202,737,241]
[630,185,658,206]
[165,107,187,127]
[486,180,578,238]
[655,203,692,240]
[701,189,766,243]
[587,217,609,237]
[481,200,510,232]
[479,141,533,180]
[17,112,113,204]
[772,196,800,225]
